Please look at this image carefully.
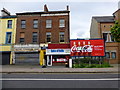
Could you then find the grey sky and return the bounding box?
[0,1,119,39]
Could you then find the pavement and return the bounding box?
[0,64,119,73]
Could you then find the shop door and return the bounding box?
[15,52,39,65]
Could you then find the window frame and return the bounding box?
[59,19,65,28]
[32,32,38,43]
[6,32,12,44]
[46,19,52,29]
[111,52,116,59]
[33,19,38,29]
[46,32,51,43]
[21,20,26,29]
[7,20,12,29]
[59,32,65,42]
[105,52,110,59]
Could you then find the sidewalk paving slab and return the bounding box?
[0,64,119,73]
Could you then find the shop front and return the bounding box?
[46,44,70,66]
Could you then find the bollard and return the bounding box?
[69,59,72,68]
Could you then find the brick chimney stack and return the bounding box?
[44,4,48,12]
[67,5,69,11]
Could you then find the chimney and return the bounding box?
[67,5,69,11]
[44,4,48,12]
[1,8,11,16]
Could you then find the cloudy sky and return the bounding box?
[0,0,119,39]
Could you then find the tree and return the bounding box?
[111,21,120,42]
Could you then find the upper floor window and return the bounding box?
[33,20,38,29]
[59,32,65,42]
[20,32,25,43]
[21,20,26,29]
[46,32,51,43]
[59,19,65,28]
[7,20,12,29]
[110,33,115,42]
[32,32,38,43]
[6,32,12,44]
[46,20,52,28]
[103,33,108,42]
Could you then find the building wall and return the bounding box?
[90,18,100,38]
[90,17,119,64]
[16,15,40,44]
[0,17,17,51]
[113,9,120,22]
[16,13,70,44]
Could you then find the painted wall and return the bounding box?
[0,17,17,51]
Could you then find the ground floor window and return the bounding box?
[105,52,110,59]
[111,52,116,59]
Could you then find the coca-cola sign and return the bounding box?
[70,39,105,56]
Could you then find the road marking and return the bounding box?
[0,78,119,81]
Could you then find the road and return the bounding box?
[1,73,119,89]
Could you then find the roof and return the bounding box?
[16,10,70,15]
[113,9,120,15]
[92,16,114,23]
[0,15,17,19]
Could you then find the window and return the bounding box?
[33,20,38,28]
[6,32,12,44]
[103,33,108,42]
[110,25,113,27]
[46,32,51,43]
[20,32,25,43]
[59,19,65,28]
[7,20,12,28]
[21,20,26,29]
[110,33,115,42]
[32,32,38,43]
[46,20,52,28]
[111,52,116,59]
[59,32,65,42]
[105,52,110,59]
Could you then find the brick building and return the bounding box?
[90,11,120,64]
[13,5,70,65]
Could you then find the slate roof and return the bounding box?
[92,16,115,23]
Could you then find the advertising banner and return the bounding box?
[70,39,105,56]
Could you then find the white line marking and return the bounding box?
[0,78,119,81]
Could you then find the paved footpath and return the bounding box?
[0,64,119,73]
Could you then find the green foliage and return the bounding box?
[111,21,120,42]
[72,57,112,68]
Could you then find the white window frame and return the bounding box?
[46,20,52,28]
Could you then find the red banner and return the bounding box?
[70,39,105,56]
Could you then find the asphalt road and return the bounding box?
[1,73,119,88]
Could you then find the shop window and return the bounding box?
[46,19,52,28]
[111,52,116,59]
[21,20,26,29]
[7,20,12,29]
[105,52,110,59]
[6,32,12,44]
[103,33,108,42]
[20,32,25,43]
[59,19,65,28]
[46,32,51,43]
[59,32,65,42]
[32,32,38,43]
[33,19,38,29]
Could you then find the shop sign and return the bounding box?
[70,39,105,56]
[46,49,70,55]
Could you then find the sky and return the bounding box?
[0,0,119,39]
